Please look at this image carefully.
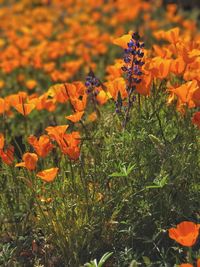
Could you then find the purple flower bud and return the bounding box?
[135,41,140,48]
[124,48,129,54]
[131,50,137,56]
[94,90,99,97]
[133,78,142,84]
[140,42,145,48]
[121,66,127,72]
[127,39,135,48]
[124,56,131,63]
[132,95,137,102]
[85,81,91,87]
[137,50,144,58]
[132,32,140,41]
[138,61,144,66]
[93,79,100,87]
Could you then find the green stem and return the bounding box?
[187,247,193,264]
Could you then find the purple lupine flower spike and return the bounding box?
[118,31,145,127]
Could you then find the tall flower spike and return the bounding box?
[122,32,144,90]
[114,32,145,127]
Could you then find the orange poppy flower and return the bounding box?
[64,145,80,161]
[192,88,200,107]
[15,152,38,171]
[149,57,171,79]
[169,221,200,247]
[96,90,109,105]
[0,98,6,114]
[181,48,200,65]
[70,94,87,112]
[43,62,55,73]
[0,145,14,165]
[14,103,35,116]
[173,80,199,108]
[106,60,123,81]
[106,77,127,101]
[2,97,11,115]
[0,133,4,150]
[35,93,56,112]
[154,27,180,44]
[164,27,180,44]
[56,131,81,160]
[113,33,132,49]
[9,93,26,106]
[28,135,53,157]
[25,80,37,90]
[65,111,84,123]
[153,45,172,58]
[192,112,200,129]
[136,70,152,96]
[0,80,5,89]
[179,264,193,267]
[36,167,59,182]
[9,93,35,116]
[170,57,186,75]
[47,84,69,103]
[87,112,97,122]
[180,259,200,267]
[63,83,77,99]
[45,125,69,144]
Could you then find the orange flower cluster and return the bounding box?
[0,0,199,189]
[0,0,153,92]
[152,27,200,121]
[45,125,81,160]
[1,26,200,179]
[112,27,200,126]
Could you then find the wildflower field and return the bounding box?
[0,0,200,266]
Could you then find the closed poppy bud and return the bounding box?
[169,221,200,247]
